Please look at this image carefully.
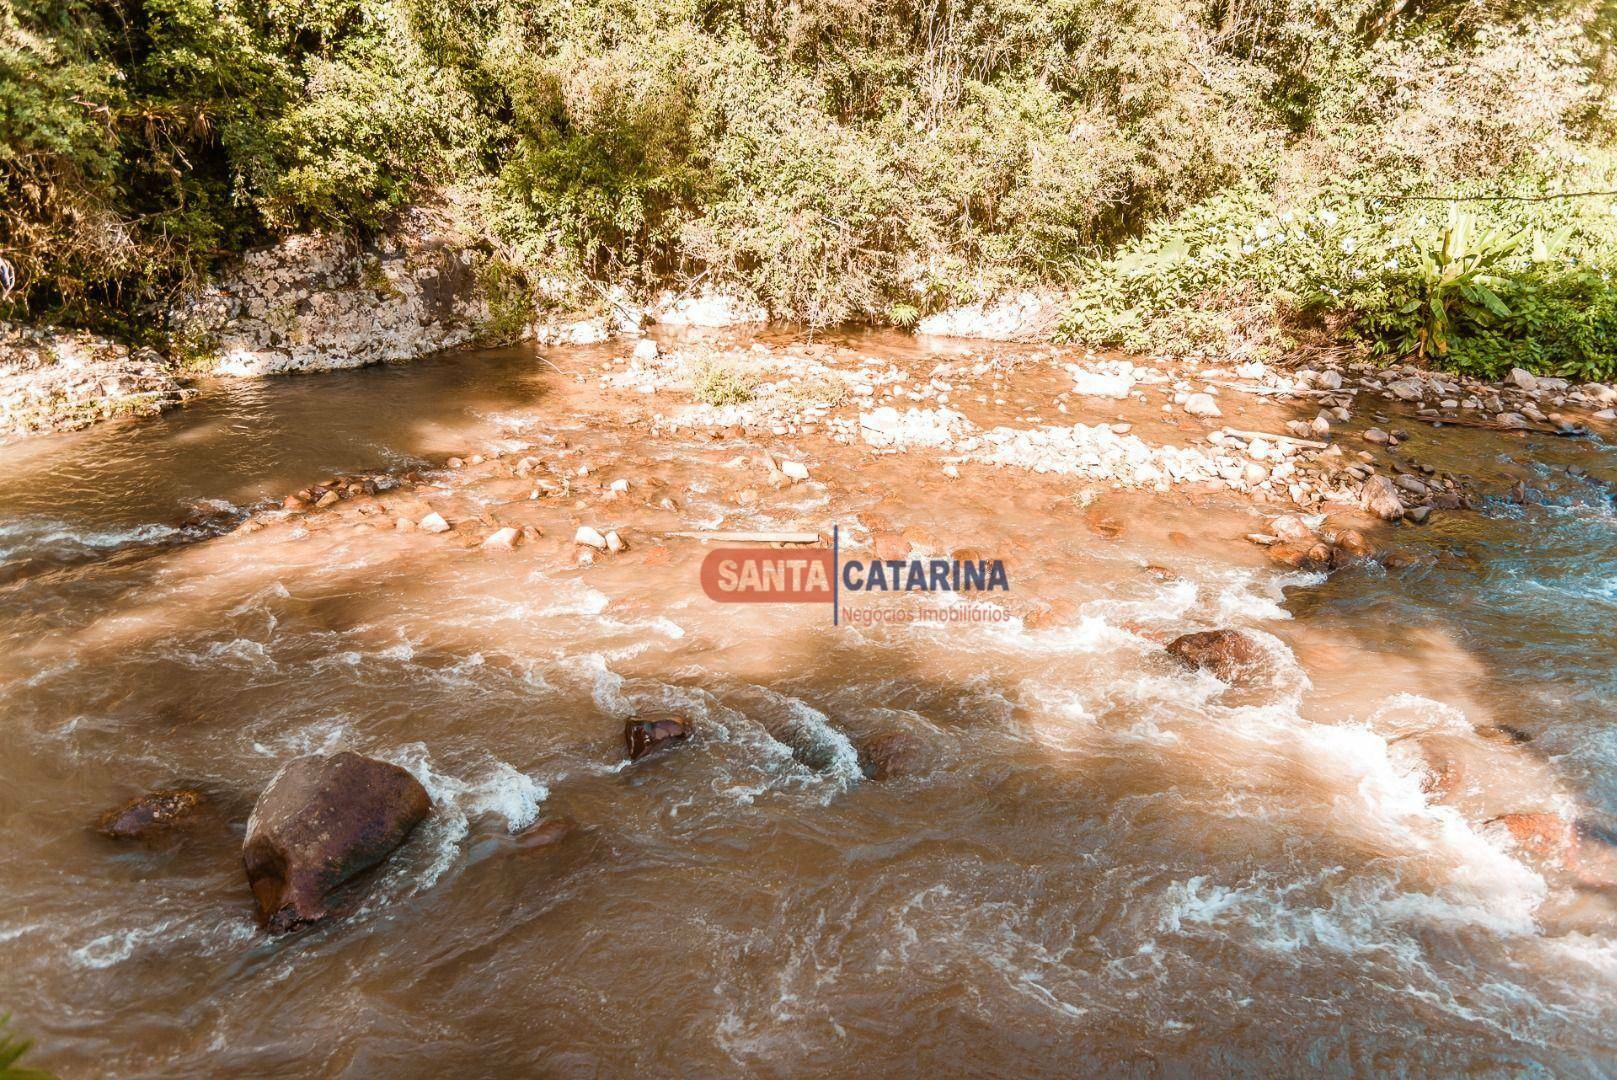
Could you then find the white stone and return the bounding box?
[1509,368,1538,391]
[1068,368,1135,399]
[781,461,810,480]
[632,339,660,362]
[481,527,520,550]
[575,525,609,549]
[914,291,1062,341]
[1387,378,1425,401]
[419,512,451,533]
[1183,393,1221,417]
[652,290,768,327]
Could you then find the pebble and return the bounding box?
[575,525,609,550]
[419,512,451,533]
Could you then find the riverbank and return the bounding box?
[0,325,195,440]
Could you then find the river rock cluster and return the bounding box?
[0,324,194,440]
[587,337,1609,526]
[170,210,496,376]
[914,291,1065,340]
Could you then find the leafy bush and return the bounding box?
[1061,182,1617,380]
[690,360,758,406]
[5,0,1616,343]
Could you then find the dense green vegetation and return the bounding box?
[6,0,1617,375]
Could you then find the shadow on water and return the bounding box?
[0,344,557,533]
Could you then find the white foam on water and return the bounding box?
[513,575,611,619]
[464,761,550,831]
[573,652,633,718]
[377,640,416,662]
[1366,694,1476,740]
[68,912,257,970]
[777,697,863,792]
[0,517,180,561]
[226,581,291,617]
[644,616,686,639]
[381,744,552,891]
[0,921,46,945]
[1092,576,1201,625]
[171,637,275,671]
[1205,566,1314,624]
[984,612,1135,654]
[252,717,352,758]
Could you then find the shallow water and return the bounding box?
[2,333,1615,1076]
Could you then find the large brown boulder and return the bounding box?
[1165,629,1265,682]
[97,789,203,840]
[624,715,691,761]
[243,752,431,932]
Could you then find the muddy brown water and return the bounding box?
[2,331,1615,1076]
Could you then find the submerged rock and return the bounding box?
[1165,629,1264,682]
[96,789,204,840]
[1487,813,1617,888]
[1333,529,1374,559]
[1488,812,1574,865]
[624,715,691,761]
[856,731,926,781]
[243,752,431,932]
[514,816,575,850]
[1266,540,1334,571]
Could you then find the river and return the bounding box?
[1,333,1614,1076]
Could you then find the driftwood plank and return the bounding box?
[1218,427,1329,448]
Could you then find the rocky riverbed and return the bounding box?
[4,328,1616,1075]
